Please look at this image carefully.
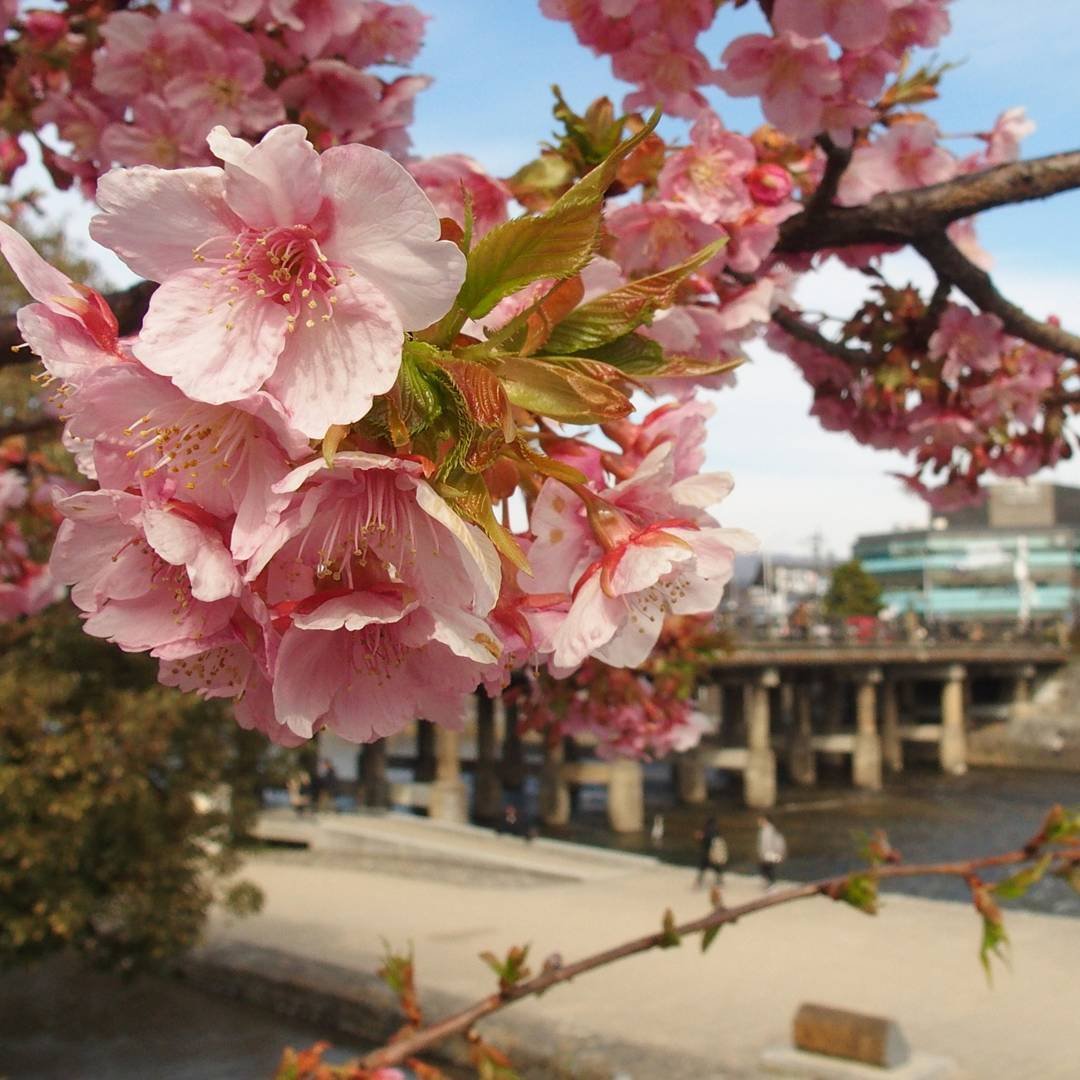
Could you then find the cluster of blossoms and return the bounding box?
[772,282,1071,512]
[1,122,751,751]
[0,0,429,191]
[542,0,952,140]
[518,614,723,759]
[0,440,67,621]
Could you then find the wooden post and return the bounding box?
[852,667,883,791]
[358,738,391,808]
[499,694,526,791]
[745,668,778,809]
[940,664,968,775]
[414,720,436,783]
[473,693,502,821]
[880,676,903,773]
[428,726,468,822]
[788,681,816,787]
[538,738,570,826]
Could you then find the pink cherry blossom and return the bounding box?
[882,0,951,54]
[278,60,382,142]
[91,124,465,438]
[983,107,1036,165]
[717,32,841,141]
[268,0,364,59]
[524,447,755,671]
[773,0,891,51]
[336,2,428,67]
[408,155,513,237]
[657,113,755,223]
[50,490,241,654]
[92,11,211,99]
[838,121,957,205]
[539,0,635,55]
[928,304,1004,381]
[64,362,310,561]
[614,34,718,118]
[0,221,122,383]
[249,452,501,741]
[605,201,725,277]
[100,97,206,169]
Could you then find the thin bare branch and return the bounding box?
[914,232,1080,361]
[803,134,853,219]
[360,829,1080,1071]
[770,306,875,368]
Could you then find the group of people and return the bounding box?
[695,815,787,890]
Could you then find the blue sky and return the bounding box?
[29,0,1080,557]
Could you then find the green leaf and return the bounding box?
[579,331,666,374]
[543,240,727,355]
[1054,864,1080,896]
[497,356,632,423]
[992,855,1053,901]
[442,471,530,574]
[658,907,681,949]
[456,111,660,318]
[979,917,1010,983]
[701,924,721,954]
[835,873,879,915]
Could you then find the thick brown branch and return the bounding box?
[0,281,156,368]
[360,833,1080,1071]
[803,135,853,219]
[779,149,1080,254]
[771,306,875,368]
[914,233,1080,361]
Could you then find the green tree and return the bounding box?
[0,608,268,972]
[824,559,884,618]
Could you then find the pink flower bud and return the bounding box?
[746,163,793,207]
[24,10,68,47]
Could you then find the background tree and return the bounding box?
[824,558,885,619]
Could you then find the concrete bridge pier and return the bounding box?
[473,694,502,821]
[852,667,883,791]
[428,727,468,822]
[539,738,570,826]
[675,745,709,805]
[788,681,817,787]
[745,667,778,809]
[607,759,645,833]
[880,677,903,773]
[940,664,968,775]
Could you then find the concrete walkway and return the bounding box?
[207,811,1080,1078]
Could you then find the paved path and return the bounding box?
[212,811,1080,1078]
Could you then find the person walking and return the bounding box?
[650,813,665,847]
[694,815,728,888]
[756,815,786,887]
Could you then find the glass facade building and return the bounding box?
[853,484,1080,622]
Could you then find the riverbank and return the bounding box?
[194,811,1080,1079]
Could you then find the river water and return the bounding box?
[534,764,1080,916]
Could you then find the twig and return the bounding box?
[803,135,854,220]
[771,307,876,368]
[914,232,1080,361]
[360,833,1079,1070]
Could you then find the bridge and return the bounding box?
[339,641,1071,832]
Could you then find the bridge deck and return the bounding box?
[706,642,1069,670]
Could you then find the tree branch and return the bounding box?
[914,232,1080,361]
[359,821,1079,1071]
[803,134,853,220]
[778,149,1080,254]
[770,306,875,368]
[0,414,60,440]
[0,281,156,369]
